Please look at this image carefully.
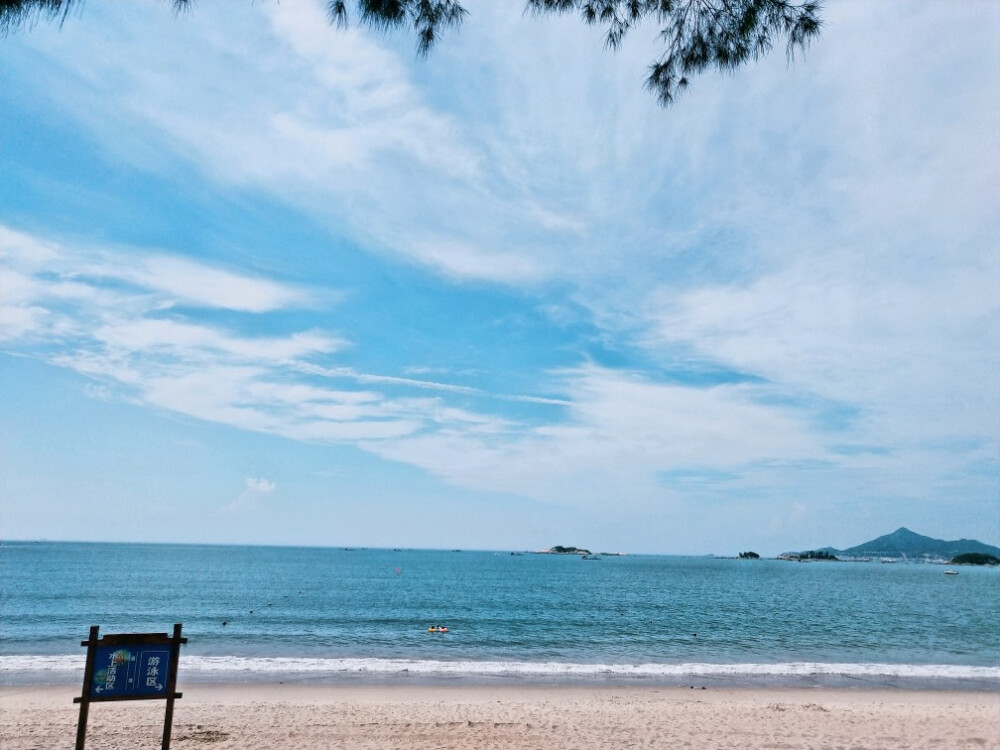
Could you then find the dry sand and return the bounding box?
[2,683,998,749]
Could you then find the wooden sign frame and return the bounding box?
[74,623,187,750]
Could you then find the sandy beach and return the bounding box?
[2,684,997,749]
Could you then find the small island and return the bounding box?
[738,551,761,559]
[779,549,839,561]
[949,552,1000,566]
[538,545,592,556]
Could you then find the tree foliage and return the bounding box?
[326,0,468,57]
[1,0,822,106]
[798,549,838,561]
[527,1,821,104]
[949,553,1000,566]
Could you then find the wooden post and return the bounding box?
[74,625,100,750]
[161,623,186,750]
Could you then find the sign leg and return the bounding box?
[161,695,176,750]
[161,623,185,750]
[75,625,99,750]
[75,700,90,750]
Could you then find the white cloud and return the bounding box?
[642,255,999,445]
[246,477,276,494]
[222,477,277,513]
[0,226,544,453]
[6,223,846,515]
[11,0,998,296]
[93,319,341,361]
[0,303,50,340]
[0,227,318,348]
[105,255,313,313]
[6,1,656,285]
[0,225,60,265]
[405,238,546,283]
[365,364,826,509]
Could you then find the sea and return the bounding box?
[1,541,998,690]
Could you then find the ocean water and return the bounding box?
[1,541,998,689]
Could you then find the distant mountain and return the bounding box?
[831,527,1000,560]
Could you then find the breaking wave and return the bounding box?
[3,654,997,684]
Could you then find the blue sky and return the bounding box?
[1,1,997,555]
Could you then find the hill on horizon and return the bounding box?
[822,527,1000,560]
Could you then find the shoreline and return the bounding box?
[2,684,998,749]
[4,654,998,692]
[4,674,998,693]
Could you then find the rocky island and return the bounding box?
[949,552,1000,566]
[783,550,839,561]
[538,545,592,556]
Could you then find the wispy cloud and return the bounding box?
[103,255,313,313]
[293,362,571,405]
[641,253,999,444]
[7,2,666,286]
[0,225,562,450]
[2,223,839,513]
[363,363,827,509]
[222,477,277,513]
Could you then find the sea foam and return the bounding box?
[3,654,997,684]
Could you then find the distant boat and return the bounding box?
[582,554,601,561]
[944,570,959,575]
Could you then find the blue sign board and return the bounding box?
[76,624,187,750]
[90,645,173,699]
